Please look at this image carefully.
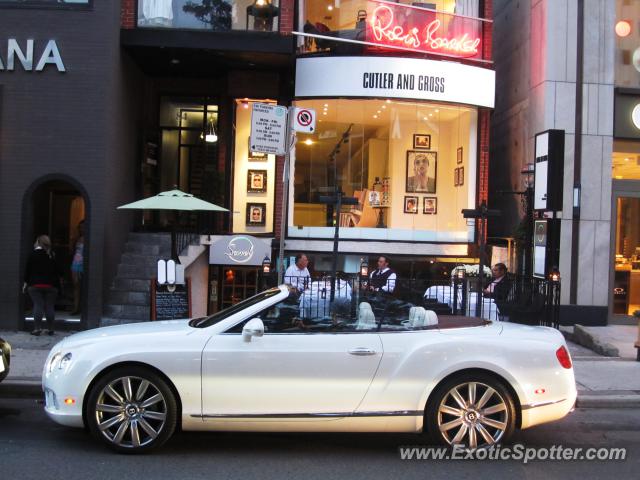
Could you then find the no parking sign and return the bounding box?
[292,107,316,133]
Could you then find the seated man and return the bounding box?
[483,263,512,318]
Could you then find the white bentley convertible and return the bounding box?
[43,285,576,453]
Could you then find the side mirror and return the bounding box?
[242,318,264,343]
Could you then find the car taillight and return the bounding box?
[556,346,572,369]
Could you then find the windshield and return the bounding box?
[189,287,282,328]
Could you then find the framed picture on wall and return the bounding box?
[246,203,266,226]
[457,146,463,164]
[454,167,459,187]
[406,150,437,194]
[459,166,464,186]
[248,137,267,161]
[247,170,267,193]
[423,197,437,214]
[413,134,431,150]
[404,196,418,214]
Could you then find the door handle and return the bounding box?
[348,347,377,356]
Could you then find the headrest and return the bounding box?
[356,309,376,330]
[424,310,438,326]
[359,302,373,311]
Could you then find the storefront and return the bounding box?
[285,0,494,275]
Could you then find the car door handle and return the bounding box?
[348,347,377,356]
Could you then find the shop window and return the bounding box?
[612,149,640,181]
[298,0,482,57]
[137,0,280,32]
[613,197,640,316]
[291,98,477,243]
[0,0,90,8]
[232,98,276,234]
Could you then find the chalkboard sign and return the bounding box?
[151,279,191,321]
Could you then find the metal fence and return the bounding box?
[267,273,561,329]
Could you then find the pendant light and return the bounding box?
[205,115,218,143]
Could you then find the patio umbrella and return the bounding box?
[118,189,228,259]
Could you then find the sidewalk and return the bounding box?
[1,327,639,408]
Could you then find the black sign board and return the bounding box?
[151,279,191,321]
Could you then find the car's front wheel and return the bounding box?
[426,373,516,449]
[86,366,177,453]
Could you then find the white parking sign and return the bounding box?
[250,103,288,155]
[293,107,316,133]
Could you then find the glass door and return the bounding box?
[612,195,640,316]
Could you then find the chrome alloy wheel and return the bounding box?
[437,381,509,449]
[94,376,167,449]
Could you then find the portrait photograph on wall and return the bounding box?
[458,166,464,186]
[247,170,267,193]
[454,167,459,186]
[246,203,266,226]
[404,196,418,214]
[406,150,437,194]
[248,137,267,160]
[457,146,463,164]
[413,134,431,150]
[423,197,437,214]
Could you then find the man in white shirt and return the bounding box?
[368,256,396,293]
[284,253,311,292]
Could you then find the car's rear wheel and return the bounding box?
[86,366,177,453]
[426,373,516,449]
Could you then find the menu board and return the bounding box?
[151,280,191,321]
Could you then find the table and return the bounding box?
[424,285,499,320]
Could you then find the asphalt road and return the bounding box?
[1,398,638,480]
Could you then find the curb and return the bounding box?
[0,379,42,398]
[576,394,640,408]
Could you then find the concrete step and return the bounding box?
[124,243,163,256]
[113,278,151,292]
[121,253,165,266]
[107,290,150,306]
[116,264,157,279]
[128,232,172,245]
[104,304,150,320]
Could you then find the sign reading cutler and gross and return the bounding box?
[250,103,288,156]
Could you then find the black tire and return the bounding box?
[0,340,10,383]
[86,366,177,453]
[425,372,516,449]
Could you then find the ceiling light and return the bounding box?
[435,109,439,113]
[382,105,386,109]
[328,5,333,11]
[373,115,378,119]
[304,139,313,145]
[386,99,391,103]
[423,116,428,120]
[429,113,433,117]
[324,103,328,107]
[377,110,381,114]
[323,112,327,115]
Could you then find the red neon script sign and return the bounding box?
[368,4,482,58]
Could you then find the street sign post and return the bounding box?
[250,103,288,155]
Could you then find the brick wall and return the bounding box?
[483,0,492,61]
[274,155,285,240]
[478,109,490,204]
[121,0,135,28]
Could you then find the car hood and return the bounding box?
[57,319,195,350]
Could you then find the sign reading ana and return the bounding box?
[250,103,288,156]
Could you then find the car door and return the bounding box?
[201,291,382,419]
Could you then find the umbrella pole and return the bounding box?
[171,223,178,261]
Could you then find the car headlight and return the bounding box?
[47,352,72,373]
[59,353,72,371]
[47,353,61,373]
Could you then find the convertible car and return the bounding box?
[43,285,576,453]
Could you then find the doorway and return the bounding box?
[23,178,88,328]
[610,183,640,319]
[209,266,260,313]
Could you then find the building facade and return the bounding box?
[0,0,496,330]
[492,0,640,325]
